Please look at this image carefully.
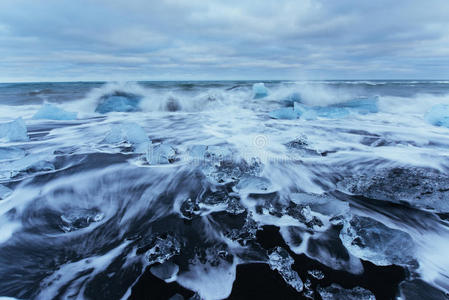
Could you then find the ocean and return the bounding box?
[0,80,449,299]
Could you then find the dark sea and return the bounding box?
[1,80,449,300]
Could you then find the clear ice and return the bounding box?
[32,103,77,120]
[252,83,268,99]
[0,118,29,142]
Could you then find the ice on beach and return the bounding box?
[32,103,77,120]
[293,97,378,120]
[340,215,416,266]
[253,83,268,99]
[424,104,449,128]
[150,262,179,283]
[268,247,303,292]
[318,284,375,300]
[0,184,12,200]
[0,118,29,142]
[281,92,301,106]
[145,235,181,265]
[146,143,176,164]
[95,92,142,113]
[103,122,150,153]
[0,147,26,162]
[0,154,54,181]
[268,107,299,120]
[60,208,104,232]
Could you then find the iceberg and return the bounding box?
[340,215,416,266]
[146,143,176,164]
[268,107,299,120]
[0,118,29,142]
[424,104,449,128]
[336,97,379,114]
[32,103,77,120]
[252,83,268,99]
[103,122,150,153]
[95,92,142,113]
[0,184,12,200]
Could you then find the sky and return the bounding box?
[0,0,448,82]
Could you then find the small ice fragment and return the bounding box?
[253,83,268,99]
[425,104,449,128]
[32,103,77,120]
[268,247,303,292]
[146,144,176,164]
[318,284,375,300]
[150,262,179,283]
[307,269,325,280]
[268,107,299,120]
[281,92,301,106]
[0,118,29,142]
[205,146,232,161]
[0,184,13,200]
[60,208,104,232]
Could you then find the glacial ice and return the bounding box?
[32,103,77,120]
[0,118,29,142]
[424,104,449,128]
[95,92,142,113]
[253,83,268,99]
[268,247,303,292]
[146,144,176,164]
[150,261,179,283]
[340,215,416,266]
[293,97,379,120]
[318,284,375,300]
[60,208,104,232]
[0,154,54,180]
[103,122,150,153]
[144,234,181,265]
[0,147,26,162]
[0,184,12,200]
[337,167,449,212]
[281,92,301,106]
[268,107,299,120]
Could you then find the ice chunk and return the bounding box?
[0,154,54,180]
[187,145,208,161]
[336,97,379,114]
[0,147,26,162]
[180,198,201,220]
[235,176,276,194]
[0,118,29,142]
[268,247,303,292]
[253,83,268,99]
[103,122,150,153]
[308,269,325,280]
[0,184,12,200]
[205,145,232,161]
[144,235,181,265]
[32,103,77,120]
[425,104,449,128]
[337,167,449,213]
[318,284,375,300]
[268,107,299,120]
[150,262,179,283]
[146,144,176,164]
[340,215,416,266]
[281,92,301,106]
[59,208,104,232]
[95,92,142,113]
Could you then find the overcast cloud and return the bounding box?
[0,0,448,82]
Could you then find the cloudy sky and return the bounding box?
[0,0,448,82]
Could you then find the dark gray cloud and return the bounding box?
[0,0,448,81]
